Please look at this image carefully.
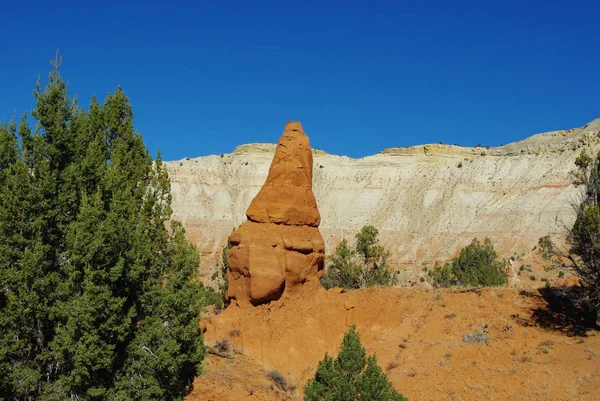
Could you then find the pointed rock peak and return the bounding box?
[226,121,325,305]
[246,121,321,227]
[284,120,305,133]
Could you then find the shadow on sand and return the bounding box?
[527,286,599,336]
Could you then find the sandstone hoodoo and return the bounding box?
[226,121,326,305]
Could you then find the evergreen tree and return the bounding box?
[428,238,507,288]
[0,54,205,400]
[304,326,407,401]
[321,239,361,290]
[568,150,600,323]
[321,226,398,290]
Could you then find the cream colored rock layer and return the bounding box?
[165,118,600,279]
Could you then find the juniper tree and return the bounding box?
[321,226,397,290]
[304,325,407,401]
[567,150,600,323]
[0,53,205,400]
[428,238,507,288]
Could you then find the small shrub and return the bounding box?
[457,162,463,168]
[529,275,536,281]
[538,235,555,259]
[520,354,532,363]
[214,338,230,353]
[304,326,407,401]
[266,370,287,391]
[558,271,565,278]
[321,226,397,290]
[575,150,593,170]
[208,237,233,310]
[386,360,399,372]
[463,326,489,345]
[427,263,456,287]
[428,238,507,288]
[543,264,555,272]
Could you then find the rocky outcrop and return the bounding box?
[226,122,325,305]
[165,118,600,280]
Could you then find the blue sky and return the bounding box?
[1,0,599,160]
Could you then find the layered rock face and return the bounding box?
[225,122,325,305]
[165,118,600,279]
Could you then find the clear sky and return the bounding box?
[1,0,599,160]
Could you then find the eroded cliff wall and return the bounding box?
[165,118,600,280]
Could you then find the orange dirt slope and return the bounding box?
[189,286,600,401]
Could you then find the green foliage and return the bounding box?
[0,54,205,400]
[427,263,457,287]
[321,226,398,290]
[537,235,555,259]
[571,150,594,186]
[428,238,507,288]
[304,325,407,401]
[568,150,600,320]
[575,150,593,170]
[321,239,361,289]
[207,237,232,310]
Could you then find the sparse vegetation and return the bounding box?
[215,338,231,353]
[428,238,507,288]
[321,226,398,290]
[463,326,489,345]
[538,235,555,259]
[267,369,288,391]
[207,237,233,310]
[386,360,399,372]
[304,325,407,401]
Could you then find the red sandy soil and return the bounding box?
[188,286,599,401]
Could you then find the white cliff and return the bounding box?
[165,118,600,279]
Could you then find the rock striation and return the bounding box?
[165,117,600,280]
[226,122,325,305]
